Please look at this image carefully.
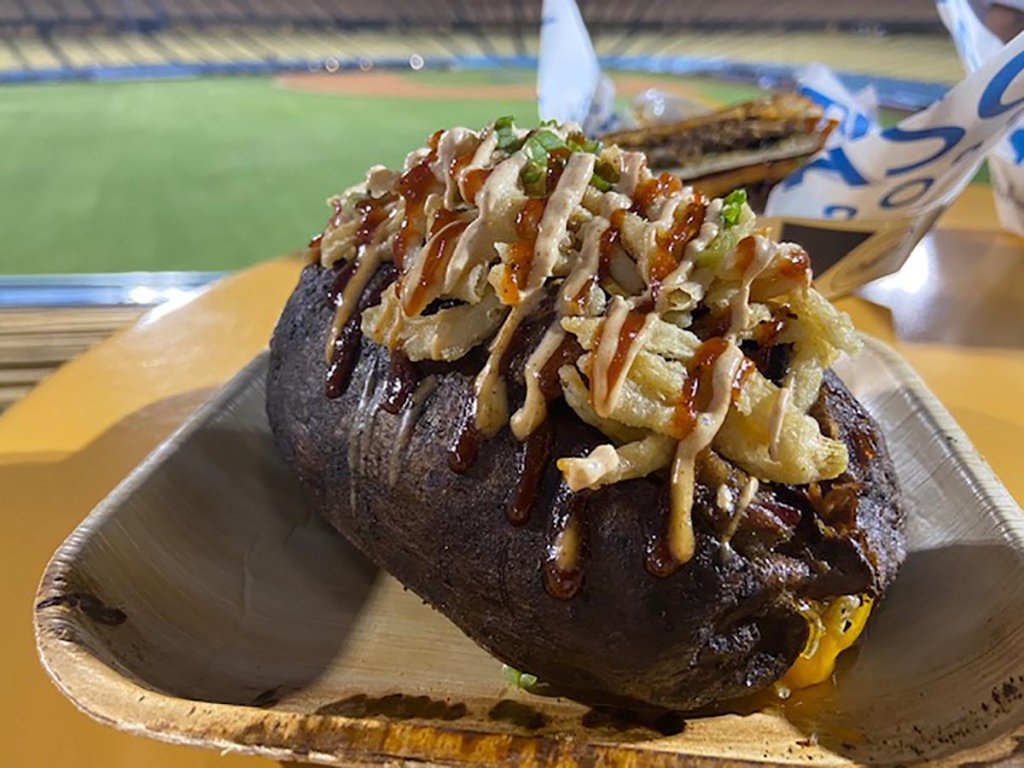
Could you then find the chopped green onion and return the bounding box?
[522,129,566,166]
[520,161,547,196]
[532,129,566,152]
[694,229,737,270]
[521,163,544,184]
[523,136,550,165]
[721,188,747,228]
[500,120,612,195]
[593,159,620,185]
[501,664,540,690]
[494,115,521,152]
[568,137,603,155]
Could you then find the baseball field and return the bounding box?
[0,69,762,275]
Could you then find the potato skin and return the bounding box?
[267,264,905,710]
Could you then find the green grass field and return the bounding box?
[0,75,532,274]
[15,68,939,274]
[0,69,771,274]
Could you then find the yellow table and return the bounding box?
[2,184,1021,767]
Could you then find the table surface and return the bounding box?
[2,183,1021,767]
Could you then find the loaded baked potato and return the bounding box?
[267,118,905,710]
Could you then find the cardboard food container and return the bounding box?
[35,345,1024,765]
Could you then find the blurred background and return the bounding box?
[0,0,984,410]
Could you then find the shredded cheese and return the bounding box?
[779,596,874,692]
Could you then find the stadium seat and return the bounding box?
[9,36,62,69]
[150,31,204,63]
[51,34,103,67]
[0,0,954,83]
[116,33,174,64]
[244,29,314,60]
[0,37,23,71]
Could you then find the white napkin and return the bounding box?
[793,63,879,146]
[537,0,617,134]
[937,0,1024,235]
[766,30,1024,221]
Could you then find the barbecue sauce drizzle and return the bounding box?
[508,419,553,525]
[393,129,443,269]
[379,349,421,414]
[320,134,694,596]
[316,124,809,601]
[544,486,588,600]
[499,198,547,304]
[325,264,396,398]
[644,337,757,575]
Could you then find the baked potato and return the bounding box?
[267,118,905,710]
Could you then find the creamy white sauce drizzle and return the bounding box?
[589,297,628,414]
[722,475,759,549]
[434,127,474,208]
[324,246,386,362]
[455,129,498,205]
[635,191,692,287]
[767,383,791,461]
[651,195,716,313]
[684,198,722,262]
[716,484,735,513]
[654,193,686,227]
[528,152,596,291]
[668,342,744,563]
[560,218,607,313]
[469,129,498,170]
[729,234,776,337]
[404,146,430,171]
[423,191,443,222]
[475,152,597,438]
[617,150,646,196]
[510,324,565,440]
[601,192,632,218]
[589,296,655,418]
[400,211,465,317]
[443,152,527,294]
[551,513,581,572]
[563,444,620,492]
[473,293,540,435]
[366,165,399,197]
[320,122,836,581]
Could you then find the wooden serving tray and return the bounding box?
[34,338,1024,766]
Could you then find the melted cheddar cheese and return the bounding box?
[779,595,874,693]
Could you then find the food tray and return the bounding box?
[35,337,1024,766]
